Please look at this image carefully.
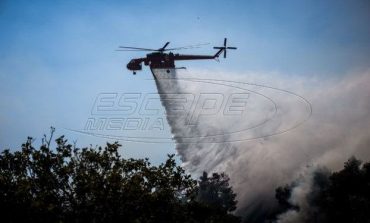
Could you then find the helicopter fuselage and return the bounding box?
[126,51,219,74]
[123,38,236,74]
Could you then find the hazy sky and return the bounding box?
[0,0,369,164]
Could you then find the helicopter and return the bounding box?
[117,38,236,75]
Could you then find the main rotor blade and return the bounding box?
[224,50,227,58]
[159,42,170,51]
[119,46,157,51]
[116,49,155,51]
[213,47,224,49]
[224,38,227,47]
[163,47,198,51]
[164,47,192,51]
[227,47,237,49]
[166,43,210,51]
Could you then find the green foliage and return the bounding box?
[189,172,240,223]
[0,131,240,223]
[197,172,237,212]
[319,157,370,223]
[274,157,370,223]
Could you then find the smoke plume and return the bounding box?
[152,68,370,222]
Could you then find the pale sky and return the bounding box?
[1,0,369,164]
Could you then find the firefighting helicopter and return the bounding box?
[117,38,237,75]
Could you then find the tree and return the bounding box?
[0,130,240,223]
[191,171,240,223]
[274,157,370,223]
[319,157,370,223]
[197,172,237,212]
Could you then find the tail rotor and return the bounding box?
[214,38,237,58]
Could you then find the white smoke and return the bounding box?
[152,68,370,222]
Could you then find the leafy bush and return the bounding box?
[0,130,240,223]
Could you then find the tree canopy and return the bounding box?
[0,132,240,223]
[275,157,370,223]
